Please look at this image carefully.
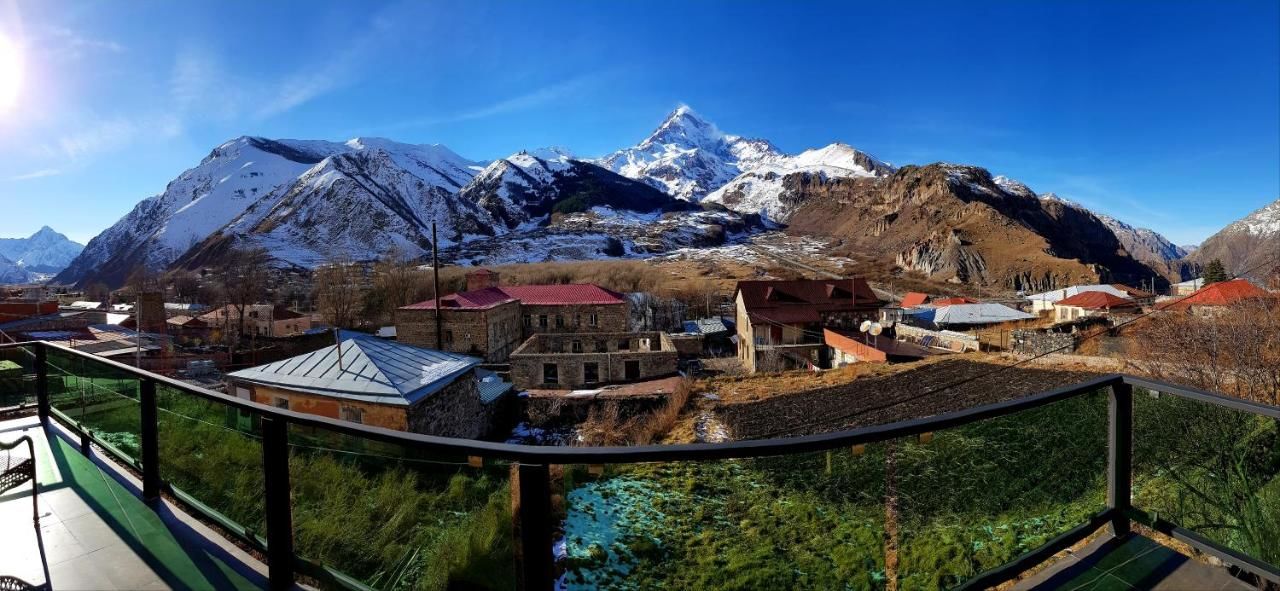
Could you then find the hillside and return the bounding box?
[1190,197,1280,280]
[783,164,1169,291]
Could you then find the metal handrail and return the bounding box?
[5,339,1277,590]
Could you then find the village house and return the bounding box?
[1170,277,1205,296]
[1158,278,1271,316]
[1052,291,1140,322]
[824,328,932,365]
[397,269,629,362]
[734,278,884,373]
[199,304,311,338]
[903,302,1036,331]
[508,331,678,389]
[1025,284,1134,314]
[226,333,513,439]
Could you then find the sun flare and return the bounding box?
[0,33,23,112]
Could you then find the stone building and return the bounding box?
[226,333,513,439]
[397,269,629,362]
[509,331,677,389]
[199,304,311,338]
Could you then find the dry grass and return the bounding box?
[695,354,977,405]
[575,378,693,446]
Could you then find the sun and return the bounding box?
[0,33,23,112]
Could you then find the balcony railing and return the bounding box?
[0,340,1277,591]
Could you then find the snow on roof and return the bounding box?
[228,333,480,406]
[67,301,104,309]
[918,303,1036,325]
[1025,284,1131,303]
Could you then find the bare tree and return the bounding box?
[367,246,428,325]
[216,247,271,349]
[313,254,365,329]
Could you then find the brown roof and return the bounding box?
[402,283,626,310]
[736,278,882,326]
[1056,291,1138,310]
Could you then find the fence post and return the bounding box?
[35,344,48,425]
[139,379,160,503]
[261,416,294,590]
[512,462,554,591]
[1107,381,1133,538]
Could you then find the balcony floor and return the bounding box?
[0,416,269,590]
[1015,533,1255,591]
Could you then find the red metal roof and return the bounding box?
[900,292,929,308]
[401,284,625,310]
[1162,279,1270,309]
[736,278,882,327]
[932,296,978,307]
[1055,291,1137,310]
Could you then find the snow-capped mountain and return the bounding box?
[459,149,697,229]
[55,137,482,286]
[1095,214,1188,263]
[703,143,894,222]
[0,226,84,274]
[597,105,784,201]
[1191,197,1280,279]
[0,254,30,284]
[177,146,491,269]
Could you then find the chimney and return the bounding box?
[466,269,500,292]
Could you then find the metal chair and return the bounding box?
[0,435,37,523]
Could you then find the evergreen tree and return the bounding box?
[1203,258,1228,284]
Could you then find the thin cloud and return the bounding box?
[10,168,62,180]
[377,76,600,132]
[51,115,182,161]
[35,25,124,60]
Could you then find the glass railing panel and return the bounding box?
[287,422,515,590]
[558,447,889,590]
[156,384,266,538]
[1132,389,1280,566]
[0,345,37,409]
[46,349,142,461]
[894,391,1110,590]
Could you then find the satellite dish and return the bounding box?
[869,323,883,336]
[859,320,873,333]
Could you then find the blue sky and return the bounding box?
[0,0,1276,246]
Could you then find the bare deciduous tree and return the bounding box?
[314,254,365,329]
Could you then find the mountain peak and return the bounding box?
[642,104,722,148]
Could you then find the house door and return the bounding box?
[624,360,640,381]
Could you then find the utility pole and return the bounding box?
[432,222,442,349]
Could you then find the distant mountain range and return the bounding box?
[1189,197,1280,281]
[53,105,1257,290]
[0,226,83,284]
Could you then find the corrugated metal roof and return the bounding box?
[920,303,1035,325]
[475,368,513,403]
[1055,291,1137,310]
[1025,285,1131,303]
[228,334,480,406]
[682,318,731,335]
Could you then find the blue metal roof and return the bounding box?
[228,333,480,406]
[475,368,514,404]
[682,317,732,335]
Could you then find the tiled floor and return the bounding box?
[1014,534,1255,590]
[0,416,269,590]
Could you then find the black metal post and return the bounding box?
[140,379,160,503]
[1107,382,1133,538]
[261,416,294,590]
[34,344,48,424]
[513,463,553,591]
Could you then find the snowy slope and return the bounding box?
[0,253,30,284]
[703,143,894,222]
[1191,197,1280,279]
[1094,213,1188,262]
[597,105,784,201]
[56,137,484,286]
[182,146,492,268]
[0,226,84,273]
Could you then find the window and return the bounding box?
[583,362,599,384]
[523,315,532,327]
[589,313,599,327]
[620,338,631,351]
[555,314,564,328]
[340,406,364,424]
[444,329,453,344]
[625,360,640,381]
[571,340,583,353]
[539,315,548,328]
[273,397,289,410]
[543,363,558,384]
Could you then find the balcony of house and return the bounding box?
[0,340,1277,591]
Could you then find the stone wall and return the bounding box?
[509,331,678,389]
[396,301,522,362]
[1010,329,1076,356]
[520,302,629,337]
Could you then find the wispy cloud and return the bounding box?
[10,168,62,180]
[34,25,124,60]
[375,75,601,132]
[50,115,182,161]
